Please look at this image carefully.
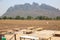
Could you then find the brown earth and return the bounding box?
[0,20,60,32]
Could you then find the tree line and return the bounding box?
[0,16,60,20]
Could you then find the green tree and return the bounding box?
[35,16,44,20]
[2,16,7,19]
[8,17,13,19]
[15,16,20,19]
[26,16,33,20]
[45,17,49,20]
[20,17,25,20]
[0,17,1,20]
[56,16,60,20]
[35,16,53,20]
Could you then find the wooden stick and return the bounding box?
[14,34,16,40]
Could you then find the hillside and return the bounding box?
[2,2,60,18]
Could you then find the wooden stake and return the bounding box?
[14,34,16,40]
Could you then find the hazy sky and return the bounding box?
[0,0,60,16]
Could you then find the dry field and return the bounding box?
[0,20,60,40]
[0,20,60,32]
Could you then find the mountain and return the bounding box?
[2,2,60,18]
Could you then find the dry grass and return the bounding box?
[0,20,60,32]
